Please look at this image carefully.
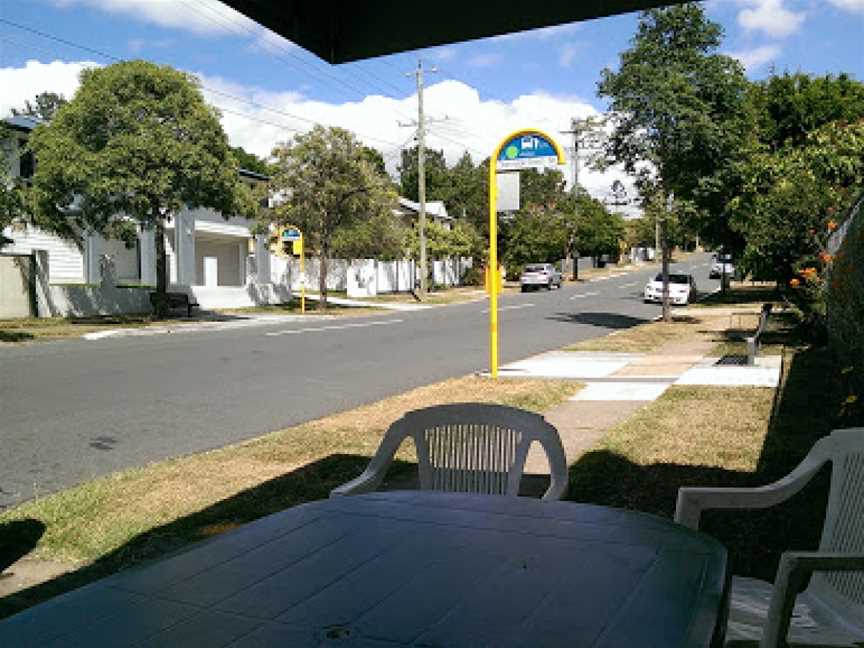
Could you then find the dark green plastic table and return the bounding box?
[0,491,728,647]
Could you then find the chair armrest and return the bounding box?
[761,552,864,648]
[329,420,408,498]
[674,454,825,530]
[329,469,381,497]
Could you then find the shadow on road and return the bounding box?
[546,311,651,329]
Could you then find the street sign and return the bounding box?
[281,227,302,242]
[496,133,562,171]
[487,128,565,378]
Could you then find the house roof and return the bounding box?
[3,115,42,132]
[397,197,451,220]
[219,0,686,63]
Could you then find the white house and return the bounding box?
[394,197,453,230]
[1,116,282,315]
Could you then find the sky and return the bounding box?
[1,0,862,207]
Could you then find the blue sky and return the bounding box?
[1,0,862,200]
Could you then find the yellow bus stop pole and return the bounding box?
[299,233,305,314]
[488,129,565,379]
[488,155,499,378]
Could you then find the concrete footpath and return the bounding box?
[517,327,782,474]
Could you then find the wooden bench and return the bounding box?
[746,303,773,365]
[149,291,199,317]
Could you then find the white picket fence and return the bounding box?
[270,256,472,297]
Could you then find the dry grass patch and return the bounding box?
[564,315,715,353]
[1,375,581,568]
[0,315,180,342]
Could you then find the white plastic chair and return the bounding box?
[675,428,864,647]
[331,403,568,501]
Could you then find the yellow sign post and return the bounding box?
[281,226,305,314]
[488,129,565,377]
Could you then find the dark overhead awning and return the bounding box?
[220,0,686,63]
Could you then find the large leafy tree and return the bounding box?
[29,61,249,314]
[749,72,864,151]
[12,92,67,122]
[597,3,752,316]
[270,125,395,309]
[398,146,451,202]
[1,123,28,247]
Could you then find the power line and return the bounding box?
[0,16,404,149]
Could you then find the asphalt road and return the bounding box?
[0,253,716,508]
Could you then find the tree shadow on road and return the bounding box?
[546,311,651,329]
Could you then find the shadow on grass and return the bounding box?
[0,330,34,343]
[0,454,416,620]
[699,285,780,307]
[567,338,854,583]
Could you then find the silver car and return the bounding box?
[520,263,562,291]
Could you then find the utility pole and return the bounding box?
[405,60,436,299]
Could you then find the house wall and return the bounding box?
[101,237,140,283]
[195,238,244,286]
[1,225,86,283]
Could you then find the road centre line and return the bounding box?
[619,282,638,288]
[265,318,404,336]
[570,291,599,300]
[482,303,534,313]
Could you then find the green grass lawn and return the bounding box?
[567,304,859,582]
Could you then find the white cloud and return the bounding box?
[737,0,806,38]
[726,44,781,71]
[428,47,458,61]
[559,43,580,68]
[1,59,640,213]
[51,0,256,35]
[827,0,864,13]
[0,59,98,117]
[493,22,582,42]
[467,53,502,68]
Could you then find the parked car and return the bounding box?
[520,263,562,291]
[709,253,735,279]
[643,273,697,305]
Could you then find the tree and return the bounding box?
[331,211,408,261]
[398,146,451,201]
[0,124,28,247]
[503,207,567,274]
[447,151,486,229]
[270,125,395,309]
[12,92,67,122]
[229,145,271,176]
[597,3,752,318]
[749,72,864,151]
[28,60,250,315]
[732,119,864,284]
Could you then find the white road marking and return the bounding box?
[265,318,404,336]
[570,291,599,300]
[619,282,638,288]
[482,303,534,313]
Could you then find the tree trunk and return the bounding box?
[318,247,328,312]
[154,217,168,319]
[661,216,671,323]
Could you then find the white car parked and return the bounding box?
[709,254,735,279]
[643,273,697,305]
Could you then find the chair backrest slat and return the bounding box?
[404,403,567,500]
[808,429,864,620]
